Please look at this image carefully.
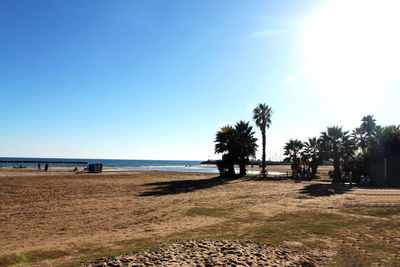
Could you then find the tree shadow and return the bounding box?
[299,183,354,197]
[138,175,240,196]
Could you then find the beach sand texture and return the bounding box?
[86,239,328,266]
[1,167,400,266]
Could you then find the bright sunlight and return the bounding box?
[304,0,400,95]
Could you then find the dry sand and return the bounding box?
[1,166,400,266]
[87,239,327,266]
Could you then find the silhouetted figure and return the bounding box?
[38,163,41,171]
[44,163,49,172]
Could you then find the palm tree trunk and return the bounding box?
[293,156,298,178]
[240,164,246,176]
[311,166,317,178]
[228,163,235,176]
[262,129,266,177]
[311,158,318,178]
[237,156,247,176]
[332,157,341,183]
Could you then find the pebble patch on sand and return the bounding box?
[85,240,329,266]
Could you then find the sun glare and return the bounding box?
[304,0,400,96]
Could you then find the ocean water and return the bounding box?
[105,167,285,175]
[0,157,285,175]
[106,167,220,173]
[0,157,202,168]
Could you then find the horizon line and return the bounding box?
[0,156,206,162]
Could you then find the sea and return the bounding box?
[0,157,203,168]
[0,157,284,175]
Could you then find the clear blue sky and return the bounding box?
[1,0,399,160]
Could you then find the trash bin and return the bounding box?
[87,163,102,173]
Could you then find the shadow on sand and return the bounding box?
[299,183,354,197]
[139,175,240,196]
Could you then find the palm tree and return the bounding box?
[320,126,355,183]
[253,104,272,177]
[351,127,368,153]
[301,137,321,178]
[214,121,258,176]
[215,125,236,175]
[234,121,258,176]
[215,126,234,154]
[364,125,400,186]
[361,115,376,137]
[283,139,303,177]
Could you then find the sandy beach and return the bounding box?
[1,167,400,266]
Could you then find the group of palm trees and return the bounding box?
[284,115,400,185]
[284,126,354,182]
[214,109,399,186]
[214,103,272,177]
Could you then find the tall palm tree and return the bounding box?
[301,137,321,178]
[234,121,258,176]
[320,126,355,183]
[253,103,272,177]
[283,139,303,177]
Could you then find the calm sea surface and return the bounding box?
[0,157,202,168]
[0,157,285,175]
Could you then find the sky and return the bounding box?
[1,0,399,160]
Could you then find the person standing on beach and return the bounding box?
[44,163,49,172]
[38,163,41,171]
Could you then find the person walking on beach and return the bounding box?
[44,163,49,172]
[38,163,41,171]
